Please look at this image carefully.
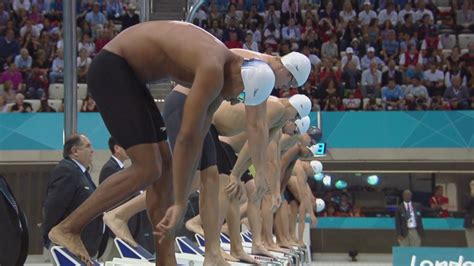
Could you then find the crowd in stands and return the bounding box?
[0,0,139,113]
[193,0,474,111]
[0,0,473,113]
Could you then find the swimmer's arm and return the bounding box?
[279,146,299,191]
[173,66,223,206]
[245,102,269,191]
[296,166,312,215]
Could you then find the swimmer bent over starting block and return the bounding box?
[48,21,275,265]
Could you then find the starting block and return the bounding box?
[114,238,155,262]
[51,246,102,266]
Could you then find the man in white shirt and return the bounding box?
[395,190,424,247]
[342,47,361,70]
[398,3,415,25]
[361,60,382,97]
[406,76,429,99]
[243,31,259,52]
[413,0,433,22]
[423,63,445,96]
[378,3,398,26]
[361,47,384,71]
[358,0,377,26]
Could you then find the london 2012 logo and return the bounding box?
[410,255,474,266]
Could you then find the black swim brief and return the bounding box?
[87,50,167,149]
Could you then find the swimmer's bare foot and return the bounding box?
[265,242,288,253]
[48,224,91,265]
[204,254,231,266]
[231,249,259,264]
[296,240,307,248]
[185,217,205,236]
[277,240,293,249]
[251,243,275,258]
[103,211,138,247]
[221,248,239,262]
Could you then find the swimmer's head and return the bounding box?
[281,52,311,87]
[238,59,275,106]
[295,116,310,135]
[289,94,312,119]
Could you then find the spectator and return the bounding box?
[248,22,262,45]
[264,3,280,30]
[19,19,39,38]
[321,34,338,61]
[77,48,91,83]
[342,90,362,110]
[406,76,429,100]
[0,62,23,91]
[281,0,302,26]
[317,78,342,111]
[86,2,107,27]
[358,0,377,26]
[361,47,384,71]
[378,3,398,26]
[336,194,353,216]
[244,0,264,12]
[341,47,361,70]
[423,62,445,96]
[339,1,356,27]
[443,76,470,110]
[242,31,258,51]
[208,20,224,41]
[0,3,9,32]
[395,190,424,247]
[366,18,380,48]
[399,32,417,54]
[430,95,450,110]
[445,63,468,89]
[465,180,474,247]
[28,3,41,24]
[302,27,322,55]
[361,60,382,97]
[341,21,362,51]
[95,28,112,53]
[37,31,54,61]
[225,3,242,26]
[224,30,243,49]
[398,2,414,25]
[263,23,280,51]
[0,29,20,67]
[446,46,463,68]
[105,0,123,20]
[299,80,318,100]
[430,185,449,218]
[461,43,474,69]
[121,3,139,31]
[456,1,474,32]
[14,48,32,78]
[81,95,98,112]
[282,18,301,42]
[1,80,16,103]
[413,0,433,23]
[49,48,63,84]
[207,4,222,26]
[10,92,32,112]
[364,96,383,110]
[13,0,31,12]
[421,29,442,59]
[37,96,55,112]
[399,44,422,72]
[382,59,403,86]
[42,134,103,256]
[0,94,8,112]
[342,61,361,95]
[78,33,96,58]
[382,78,405,110]
[381,30,399,63]
[399,13,418,39]
[302,45,321,67]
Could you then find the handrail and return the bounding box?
[185,0,206,22]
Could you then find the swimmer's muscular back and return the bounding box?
[213,99,285,137]
[104,21,234,85]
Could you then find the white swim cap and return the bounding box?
[295,116,310,134]
[289,94,311,118]
[241,59,275,106]
[315,198,325,213]
[310,160,323,174]
[281,52,311,87]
